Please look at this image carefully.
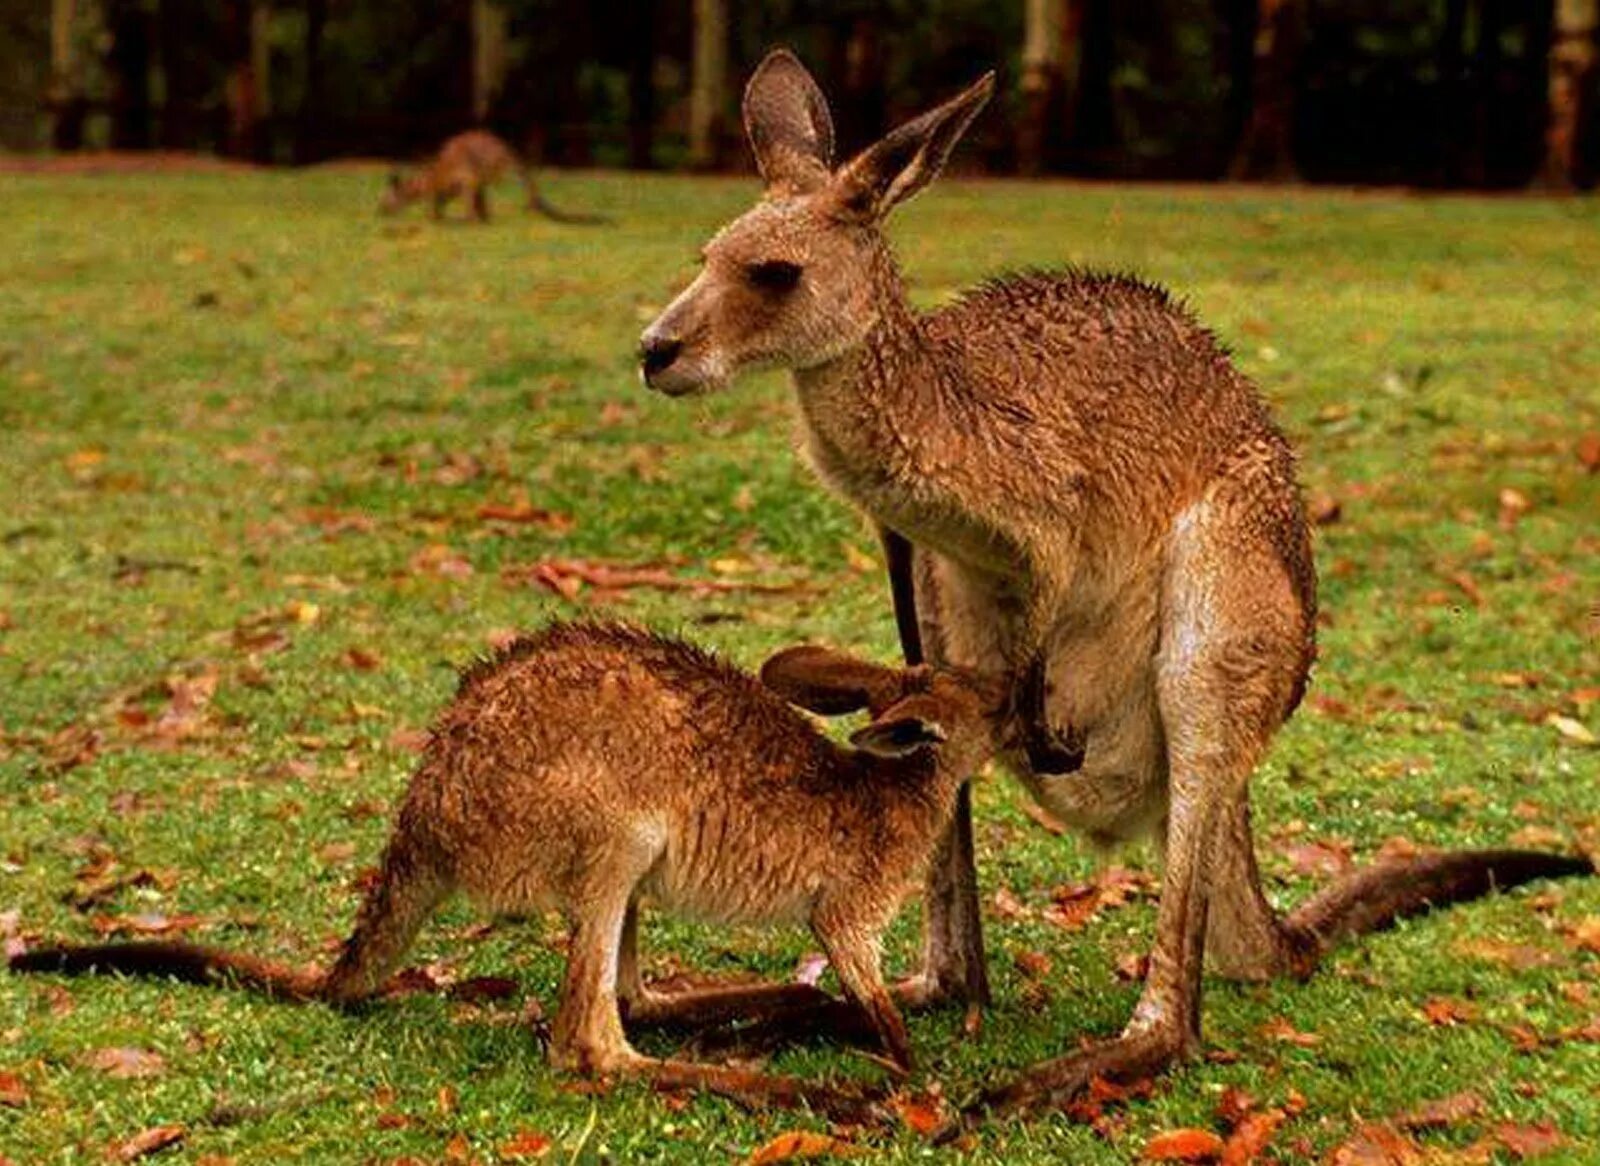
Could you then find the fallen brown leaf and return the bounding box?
[1282,838,1353,878]
[1397,1090,1484,1130]
[84,1047,166,1079]
[1214,1085,1256,1129]
[1220,1108,1286,1166]
[1259,1017,1320,1047]
[505,557,808,600]
[745,1130,863,1163]
[476,492,573,532]
[1327,1123,1422,1165]
[498,1130,553,1159]
[991,885,1029,920]
[1494,1121,1565,1159]
[1142,1128,1224,1161]
[111,1124,185,1161]
[1420,996,1477,1027]
[890,1091,945,1135]
[1577,432,1600,473]
[0,1071,28,1107]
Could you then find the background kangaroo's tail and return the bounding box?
[518,165,609,225]
[1279,848,1594,977]
[9,942,323,1000]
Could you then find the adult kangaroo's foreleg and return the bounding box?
[883,528,990,1009]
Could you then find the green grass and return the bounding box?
[1,168,1597,1164]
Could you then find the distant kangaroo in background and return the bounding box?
[11,622,1006,1100]
[638,49,1595,1119]
[379,130,606,224]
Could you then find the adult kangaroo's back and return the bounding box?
[638,49,1593,1120]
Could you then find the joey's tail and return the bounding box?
[1278,848,1593,977]
[8,824,451,1006]
[8,942,323,999]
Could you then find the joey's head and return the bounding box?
[639,50,993,397]
[378,170,421,216]
[760,644,1006,779]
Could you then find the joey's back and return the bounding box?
[403,623,980,925]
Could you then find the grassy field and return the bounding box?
[0,166,1597,1164]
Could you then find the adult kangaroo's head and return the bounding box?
[639,50,993,397]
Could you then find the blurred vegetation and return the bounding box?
[3,0,1596,187]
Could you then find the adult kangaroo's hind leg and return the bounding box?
[965,496,1310,1123]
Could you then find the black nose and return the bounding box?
[640,336,682,378]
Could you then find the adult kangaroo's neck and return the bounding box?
[791,252,962,489]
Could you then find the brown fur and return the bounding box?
[640,49,1593,1119]
[379,130,603,224]
[10,621,1005,1083]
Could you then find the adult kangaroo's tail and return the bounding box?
[1278,848,1594,977]
[8,823,451,1006]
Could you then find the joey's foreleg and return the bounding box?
[883,529,991,1009]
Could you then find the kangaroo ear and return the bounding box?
[829,71,994,221]
[850,714,947,758]
[760,645,900,716]
[743,48,835,195]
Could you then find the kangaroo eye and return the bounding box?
[747,260,802,292]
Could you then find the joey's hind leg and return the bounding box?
[618,901,830,1030]
[470,187,490,222]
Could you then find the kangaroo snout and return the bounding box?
[639,334,683,382]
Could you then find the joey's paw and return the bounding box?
[1023,721,1086,776]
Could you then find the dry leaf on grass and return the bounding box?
[1220,1108,1287,1166]
[498,1130,553,1158]
[1396,1090,1484,1130]
[745,1130,863,1163]
[0,1071,28,1107]
[1142,1128,1225,1161]
[111,1124,185,1161]
[1493,1122,1565,1159]
[84,1047,167,1079]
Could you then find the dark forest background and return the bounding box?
[2,0,1596,188]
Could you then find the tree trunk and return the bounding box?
[49,0,84,150]
[688,0,728,170]
[1228,0,1304,181]
[223,0,265,158]
[1540,0,1599,189]
[1018,0,1065,174]
[626,0,656,168]
[298,0,326,162]
[108,0,155,150]
[471,0,507,122]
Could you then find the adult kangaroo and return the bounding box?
[638,49,1593,1117]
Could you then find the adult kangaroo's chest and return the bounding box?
[794,385,1047,579]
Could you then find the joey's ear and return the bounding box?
[829,71,994,221]
[850,715,947,758]
[759,644,901,716]
[743,48,835,195]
